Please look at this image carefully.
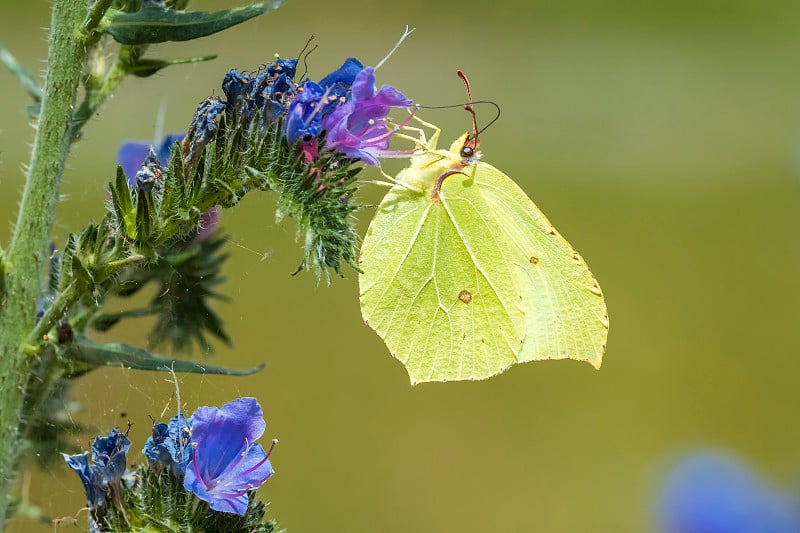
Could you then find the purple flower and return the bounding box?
[142,414,193,476]
[321,67,413,165]
[183,397,276,515]
[283,58,412,165]
[62,428,131,509]
[117,133,184,189]
[657,452,800,533]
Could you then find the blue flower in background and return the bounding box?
[183,397,276,515]
[143,414,193,476]
[62,428,131,509]
[117,133,184,189]
[657,452,800,533]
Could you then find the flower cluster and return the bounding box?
[108,56,411,284]
[62,398,277,531]
[187,56,412,168]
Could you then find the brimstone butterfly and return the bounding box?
[358,79,608,384]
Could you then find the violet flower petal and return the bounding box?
[183,397,274,516]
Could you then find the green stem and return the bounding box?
[0,0,87,527]
[83,0,114,35]
[27,280,84,348]
[28,253,146,346]
[72,45,146,141]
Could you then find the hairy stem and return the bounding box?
[0,0,87,527]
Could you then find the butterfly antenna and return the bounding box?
[476,100,501,136]
[457,70,480,157]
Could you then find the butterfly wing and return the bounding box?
[470,162,608,368]
[359,183,525,384]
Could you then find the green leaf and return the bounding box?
[110,165,136,239]
[127,54,217,77]
[135,187,157,246]
[63,335,265,375]
[102,1,282,45]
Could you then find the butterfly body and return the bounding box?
[359,132,608,384]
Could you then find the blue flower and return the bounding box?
[61,428,131,509]
[284,58,365,149]
[117,133,184,189]
[657,452,800,533]
[183,397,276,515]
[142,414,193,476]
[318,57,363,88]
[284,81,327,148]
[222,69,252,114]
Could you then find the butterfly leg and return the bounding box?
[393,125,430,149]
[363,165,420,192]
[392,115,443,151]
[409,114,442,148]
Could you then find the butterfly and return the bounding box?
[358,74,608,384]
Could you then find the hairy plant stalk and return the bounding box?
[0,0,87,527]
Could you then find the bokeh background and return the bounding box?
[2,1,800,531]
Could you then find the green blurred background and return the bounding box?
[3,1,800,531]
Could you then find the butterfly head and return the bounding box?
[449,132,481,166]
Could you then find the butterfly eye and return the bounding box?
[302,133,313,142]
[460,145,474,159]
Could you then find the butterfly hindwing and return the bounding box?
[471,162,608,367]
[359,179,524,384]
